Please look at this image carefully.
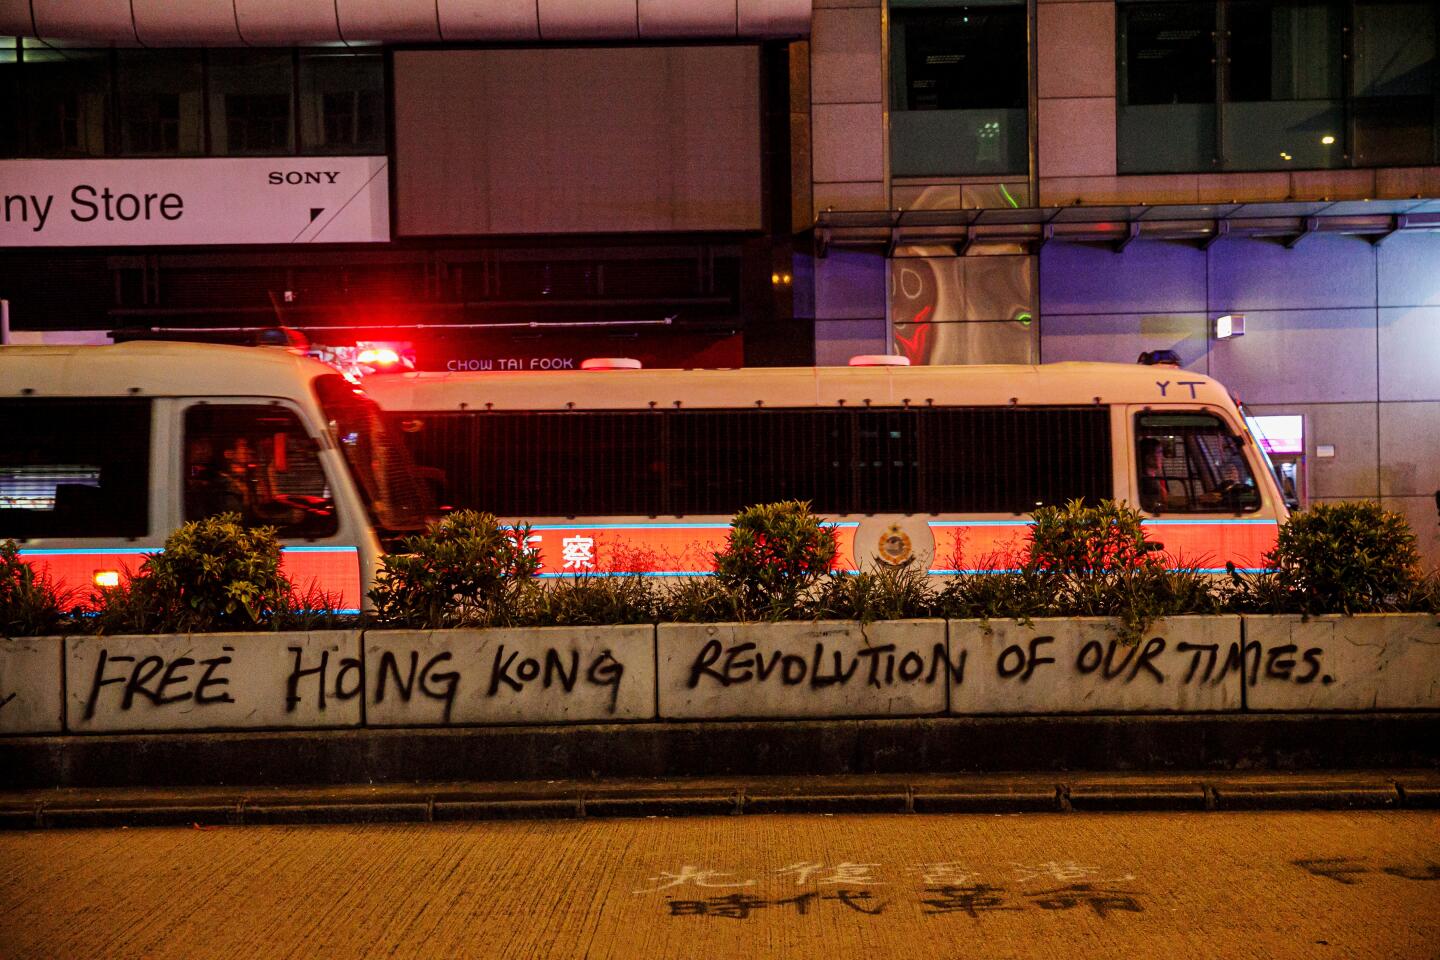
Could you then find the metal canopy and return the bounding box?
[814,197,1440,257]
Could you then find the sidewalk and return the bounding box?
[3,769,1437,829]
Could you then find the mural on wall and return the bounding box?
[891,248,1037,365]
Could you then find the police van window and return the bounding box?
[1136,412,1260,514]
[0,398,151,539]
[184,404,337,538]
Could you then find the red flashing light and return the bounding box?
[356,348,401,367]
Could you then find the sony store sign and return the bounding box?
[0,156,389,246]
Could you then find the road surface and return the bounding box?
[1,810,1437,959]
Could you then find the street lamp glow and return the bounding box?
[1321,135,1336,145]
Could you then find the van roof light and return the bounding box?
[580,357,642,371]
[848,355,910,367]
[1137,350,1182,366]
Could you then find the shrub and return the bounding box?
[712,501,839,621]
[1233,501,1423,614]
[934,564,1058,623]
[270,584,360,632]
[91,514,291,634]
[368,509,540,628]
[657,576,748,623]
[1029,499,1159,573]
[517,575,658,627]
[812,562,935,623]
[0,540,73,637]
[1063,562,1226,643]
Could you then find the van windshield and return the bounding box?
[312,374,432,537]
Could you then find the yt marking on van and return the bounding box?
[1155,380,1205,399]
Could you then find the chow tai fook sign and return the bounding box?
[0,157,389,246]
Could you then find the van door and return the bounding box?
[1125,405,1280,570]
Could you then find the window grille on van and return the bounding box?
[392,406,1111,518]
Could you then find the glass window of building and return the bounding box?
[21,43,111,157]
[1224,0,1344,170]
[1118,2,1217,173]
[1352,0,1436,166]
[0,39,17,158]
[889,1,1028,177]
[117,51,204,156]
[208,50,295,155]
[299,51,385,155]
[1119,0,1439,172]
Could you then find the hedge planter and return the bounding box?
[363,625,654,725]
[65,631,364,734]
[948,616,1244,715]
[657,620,952,720]
[1240,614,1440,712]
[0,636,63,735]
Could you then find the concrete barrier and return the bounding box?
[0,615,1436,737]
[364,626,654,725]
[0,636,63,735]
[66,632,364,733]
[1241,614,1440,711]
[657,620,952,719]
[949,617,1244,714]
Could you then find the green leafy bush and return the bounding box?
[933,501,1226,641]
[0,540,73,637]
[91,514,291,634]
[812,562,935,623]
[711,501,839,621]
[934,564,1057,623]
[368,510,540,628]
[657,576,748,623]
[517,575,658,627]
[1029,499,1159,573]
[1232,501,1424,614]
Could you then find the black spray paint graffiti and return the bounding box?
[372,650,460,724]
[488,644,625,713]
[285,647,363,713]
[999,636,1333,688]
[76,643,633,722]
[1294,859,1440,885]
[83,647,237,720]
[687,641,966,691]
[922,883,1144,919]
[668,890,885,919]
[687,636,1332,693]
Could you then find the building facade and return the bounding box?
[803,0,1440,565]
[1,0,1437,563]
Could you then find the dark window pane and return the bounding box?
[893,7,1026,111]
[1354,0,1435,97]
[117,50,204,156]
[1136,413,1260,514]
[1354,95,1434,165]
[1228,1,1342,102]
[208,50,294,155]
[0,399,150,539]
[0,39,17,157]
[889,4,1027,176]
[1119,3,1215,105]
[299,51,385,155]
[21,45,111,157]
[1353,1,1437,165]
[184,403,338,539]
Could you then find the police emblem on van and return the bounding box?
[877,524,914,566]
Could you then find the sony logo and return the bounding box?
[268,171,341,185]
